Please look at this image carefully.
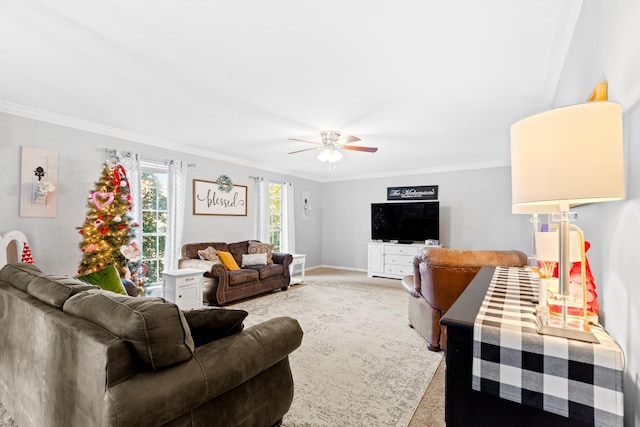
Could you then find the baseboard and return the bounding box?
[307,265,367,273]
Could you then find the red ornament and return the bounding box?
[99,225,110,235]
[117,225,126,230]
[79,229,85,234]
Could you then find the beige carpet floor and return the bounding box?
[301,268,446,427]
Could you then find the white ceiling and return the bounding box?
[0,0,584,182]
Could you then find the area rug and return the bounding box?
[232,281,443,427]
[0,403,15,427]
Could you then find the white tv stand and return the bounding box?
[367,241,427,279]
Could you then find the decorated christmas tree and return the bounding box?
[77,162,142,292]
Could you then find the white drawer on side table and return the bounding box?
[162,268,204,310]
[290,254,306,285]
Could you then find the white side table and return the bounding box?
[290,254,306,285]
[162,268,204,310]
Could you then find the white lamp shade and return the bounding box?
[328,149,343,163]
[511,101,624,207]
[317,147,343,163]
[535,231,582,262]
[512,204,560,214]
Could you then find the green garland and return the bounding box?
[217,174,233,193]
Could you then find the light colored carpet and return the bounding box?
[0,405,15,427]
[232,269,443,427]
[0,268,446,427]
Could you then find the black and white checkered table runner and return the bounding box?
[472,266,624,427]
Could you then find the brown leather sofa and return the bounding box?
[402,247,527,351]
[179,240,293,306]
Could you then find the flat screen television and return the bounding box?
[371,201,439,243]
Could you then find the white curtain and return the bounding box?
[281,181,296,253]
[254,177,270,242]
[164,160,188,270]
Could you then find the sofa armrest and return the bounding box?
[194,316,302,400]
[178,258,218,275]
[272,252,293,269]
[105,316,303,427]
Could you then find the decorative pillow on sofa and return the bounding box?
[197,246,221,263]
[241,253,268,267]
[218,251,240,271]
[63,290,195,370]
[27,275,99,308]
[183,308,248,347]
[76,264,126,295]
[248,242,274,264]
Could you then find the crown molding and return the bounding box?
[0,100,510,183]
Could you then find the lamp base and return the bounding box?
[535,311,599,343]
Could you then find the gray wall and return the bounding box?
[0,112,323,275]
[321,167,531,270]
[552,2,640,424]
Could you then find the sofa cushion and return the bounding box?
[228,240,250,265]
[76,265,127,295]
[0,262,43,292]
[248,241,274,264]
[0,263,98,307]
[27,275,99,308]
[197,246,221,263]
[241,253,268,267]
[218,251,240,271]
[251,264,285,280]
[63,291,195,370]
[228,269,260,286]
[183,308,248,346]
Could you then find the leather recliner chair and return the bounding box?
[402,247,527,351]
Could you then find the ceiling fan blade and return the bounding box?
[344,145,378,153]
[288,147,319,154]
[288,138,322,145]
[336,135,361,145]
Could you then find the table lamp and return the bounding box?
[512,204,560,267]
[510,99,624,341]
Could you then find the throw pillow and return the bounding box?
[248,241,274,264]
[183,308,248,346]
[241,252,268,267]
[76,264,126,295]
[197,246,220,263]
[218,251,240,271]
[121,278,139,297]
[63,290,195,370]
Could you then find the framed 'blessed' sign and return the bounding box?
[193,179,247,216]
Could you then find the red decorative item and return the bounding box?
[21,242,34,264]
[571,241,599,315]
[548,240,600,318]
[98,225,110,235]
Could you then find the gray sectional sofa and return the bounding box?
[0,262,303,427]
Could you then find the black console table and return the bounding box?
[440,266,621,427]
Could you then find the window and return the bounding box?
[268,183,282,252]
[140,165,168,288]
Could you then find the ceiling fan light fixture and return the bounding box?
[317,147,343,163]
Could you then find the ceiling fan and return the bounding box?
[288,130,378,163]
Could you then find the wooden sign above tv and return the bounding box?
[387,185,438,201]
